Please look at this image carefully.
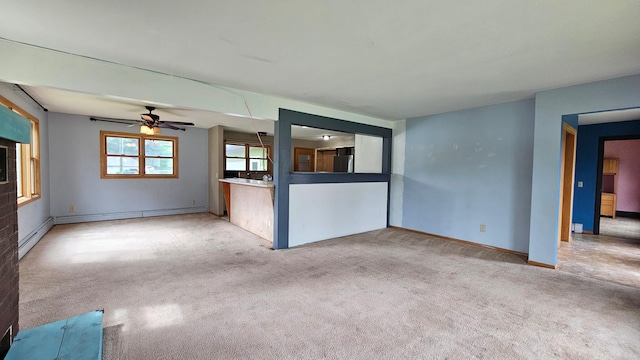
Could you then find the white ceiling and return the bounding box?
[579,108,640,126]
[2,1,640,120]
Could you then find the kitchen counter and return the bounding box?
[219,178,274,244]
[219,178,274,188]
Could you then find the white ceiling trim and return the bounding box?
[578,108,640,126]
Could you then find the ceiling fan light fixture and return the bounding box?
[140,126,160,135]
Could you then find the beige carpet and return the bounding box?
[19,214,640,359]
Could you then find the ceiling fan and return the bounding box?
[90,106,195,131]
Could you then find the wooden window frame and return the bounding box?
[100,130,179,179]
[224,142,272,173]
[0,94,41,207]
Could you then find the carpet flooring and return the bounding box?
[19,214,640,359]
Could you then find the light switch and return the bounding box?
[577,181,583,188]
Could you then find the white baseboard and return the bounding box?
[54,207,209,225]
[19,217,54,260]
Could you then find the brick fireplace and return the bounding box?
[0,137,18,350]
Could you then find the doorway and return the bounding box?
[594,136,640,237]
[558,123,577,247]
[293,147,315,172]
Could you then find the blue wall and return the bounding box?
[403,99,535,253]
[573,119,640,231]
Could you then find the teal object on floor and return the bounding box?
[5,310,103,360]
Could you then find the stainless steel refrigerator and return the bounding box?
[333,154,354,173]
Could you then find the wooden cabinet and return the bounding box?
[600,193,617,218]
[603,158,619,174]
[316,149,336,172]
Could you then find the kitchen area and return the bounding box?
[215,124,382,246]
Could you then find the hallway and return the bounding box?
[558,217,640,288]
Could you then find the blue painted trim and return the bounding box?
[283,109,392,138]
[592,133,640,235]
[562,114,579,129]
[289,172,390,184]
[274,109,393,249]
[273,115,290,250]
[0,105,31,143]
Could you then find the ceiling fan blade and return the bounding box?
[141,113,160,122]
[159,121,195,126]
[158,123,186,131]
[90,117,141,126]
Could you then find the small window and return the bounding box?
[225,143,271,172]
[249,146,269,171]
[101,131,178,178]
[0,95,41,206]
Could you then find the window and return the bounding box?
[100,131,178,178]
[0,95,40,206]
[224,143,270,172]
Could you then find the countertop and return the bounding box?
[219,178,275,188]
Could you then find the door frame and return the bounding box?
[558,123,577,246]
[593,134,640,234]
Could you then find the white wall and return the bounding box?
[288,182,388,247]
[0,82,53,258]
[48,113,209,223]
[354,134,383,173]
[323,136,355,149]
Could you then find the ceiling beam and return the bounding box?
[0,39,395,128]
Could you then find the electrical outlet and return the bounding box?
[192,199,196,205]
[480,224,486,232]
[69,205,75,213]
[578,181,583,188]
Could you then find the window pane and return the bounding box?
[249,159,267,171]
[226,158,246,171]
[226,144,246,158]
[106,137,139,156]
[145,158,174,175]
[249,146,267,158]
[106,156,139,174]
[16,146,22,197]
[145,139,173,157]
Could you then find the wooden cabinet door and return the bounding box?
[603,158,619,174]
[294,148,315,172]
[600,193,617,217]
